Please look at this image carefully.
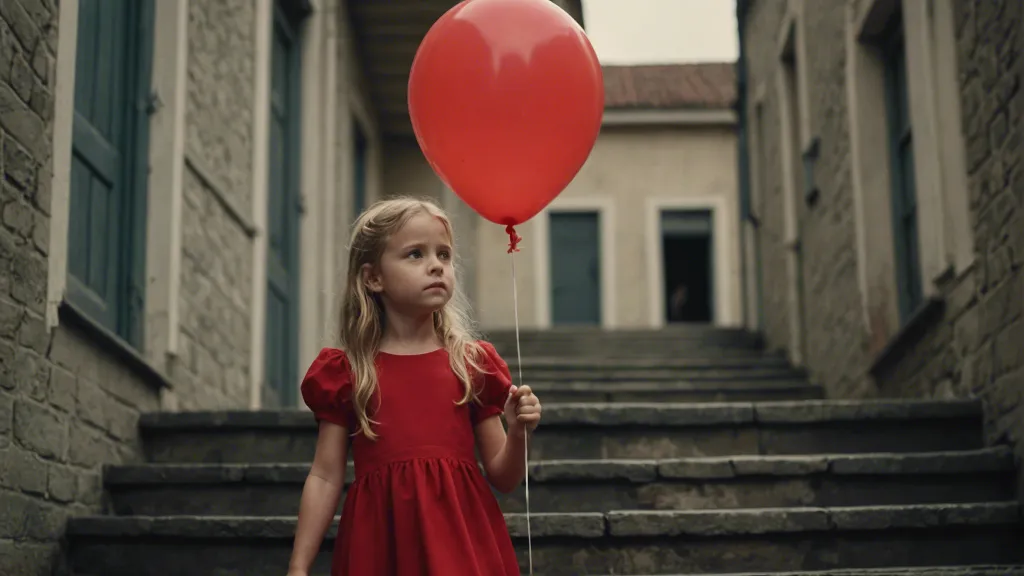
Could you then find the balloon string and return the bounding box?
[508,231,531,575]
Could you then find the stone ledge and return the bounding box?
[139,410,314,429]
[482,326,756,339]
[540,403,755,426]
[526,380,820,392]
[504,512,605,538]
[869,296,946,378]
[592,566,1024,576]
[659,446,1014,479]
[528,459,659,482]
[57,300,172,391]
[606,502,1021,536]
[540,399,981,426]
[104,447,1013,485]
[503,356,791,369]
[751,398,981,423]
[138,399,984,430]
[104,463,314,485]
[67,502,1020,539]
[608,507,830,536]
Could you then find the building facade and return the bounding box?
[737,0,1023,490]
[475,63,741,331]
[0,0,580,572]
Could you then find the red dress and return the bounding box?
[299,341,520,576]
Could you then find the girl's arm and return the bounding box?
[476,385,541,493]
[288,421,349,574]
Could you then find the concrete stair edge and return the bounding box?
[102,446,1016,485]
[586,567,1024,576]
[66,501,1022,539]
[137,398,984,429]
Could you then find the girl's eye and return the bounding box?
[438,251,451,260]
[407,249,422,259]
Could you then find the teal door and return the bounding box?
[549,212,601,325]
[264,4,303,408]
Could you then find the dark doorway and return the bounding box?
[661,210,713,323]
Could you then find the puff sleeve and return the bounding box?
[300,348,352,429]
[470,341,514,426]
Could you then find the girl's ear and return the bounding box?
[361,263,383,293]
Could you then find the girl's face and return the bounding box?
[365,211,455,315]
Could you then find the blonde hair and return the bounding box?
[339,196,487,439]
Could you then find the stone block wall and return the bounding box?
[172,0,257,410]
[872,0,1024,476]
[0,1,163,573]
[793,1,874,399]
[741,0,1024,492]
[741,0,796,360]
[743,0,874,386]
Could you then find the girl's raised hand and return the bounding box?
[504,385,542,437]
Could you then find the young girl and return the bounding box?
[286,197,541,576]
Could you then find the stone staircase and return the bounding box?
[65,327,1023,575]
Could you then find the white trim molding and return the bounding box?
[644,195,737,329]
[602,108,736,127]
[144,0,190,367]
[46,0,80,329]
[532,196,617,330]
[844,0,973,348]
[298,2,326,403]
[248,0,273,409]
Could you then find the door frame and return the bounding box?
[645,196,736,328]
[532,196,617,329]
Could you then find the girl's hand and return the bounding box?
[504,385,542,437]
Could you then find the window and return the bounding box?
[67,0,155,348]
[881,15,923,322]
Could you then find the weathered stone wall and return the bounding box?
[744,0,872,394]
[872,0,1024,477]
[741,0,794,358]
[793,1,874,398]
[742,0,1024,490]
[174,0,256,410]
[0,1,161,573]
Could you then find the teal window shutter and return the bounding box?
[264,1,307,407]
[67,0,154,348]
[882,16,922,324]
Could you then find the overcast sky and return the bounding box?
[582,0,738,64]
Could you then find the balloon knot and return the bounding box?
[505,225,522,253]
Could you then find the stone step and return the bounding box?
[484,326,761,346]
[513,367,806,382]
[486,335,768,357]
[530,380,823,403]
[103,447,1016,516]
[613,568,1024,576]
[139,399,985,464]
[491,342,768,358]
[66,502,1023,575]
[506,356,791,369]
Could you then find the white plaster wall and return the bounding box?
[474,123,740,330]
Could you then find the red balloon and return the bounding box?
[408,0,604,227]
